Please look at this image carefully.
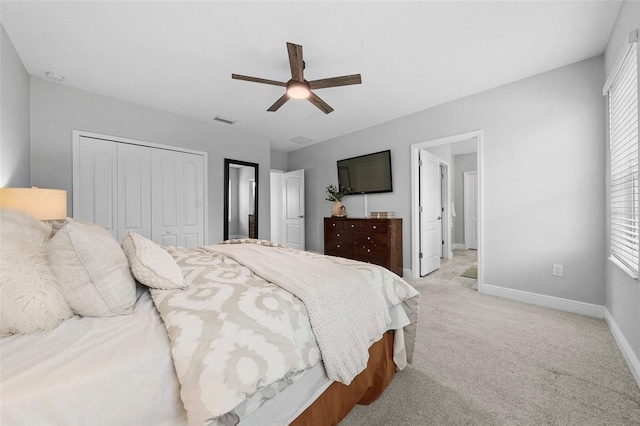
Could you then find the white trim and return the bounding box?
[603,29,638,95]
[604,308,640,389]
[72,129,210,244]
[402,268,412,278]
[608,256,639,281]
[452,243,466,250]
[482,284,640,389]
[73,129,206,155]
[410,130,484,294]
[482,284,604,318]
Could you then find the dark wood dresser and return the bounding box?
[324,217,403,276]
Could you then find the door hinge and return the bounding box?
[442,240,445,245]
[441,207,444,212]
[418,160,423,166]
[419,253,423,259]
[419,206,423,213]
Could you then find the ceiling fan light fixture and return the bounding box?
[286,80,311,99]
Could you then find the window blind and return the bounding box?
[608,36,638,275]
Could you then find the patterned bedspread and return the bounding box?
[150,241,420,426]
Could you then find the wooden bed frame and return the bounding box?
[291,331,396,425]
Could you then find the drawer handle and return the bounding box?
[367,249,371,253]
[337,244,341,248]
[337,233,340,237]
[372,225,377,229]
[351,224,355,228]
[367,236,371,240]
[332,223,336,227]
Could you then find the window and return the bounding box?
[606,30,639,276]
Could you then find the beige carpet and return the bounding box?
[341,250,640,425]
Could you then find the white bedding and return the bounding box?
[1,287,186,426]
[2,240,420,426]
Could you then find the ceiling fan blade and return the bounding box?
[232,74,286,87]
[307,92,334,114]
[309,74,362,90]
[267,93,290,112]
[286,42,304,82]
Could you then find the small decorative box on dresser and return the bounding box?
[324,217,403,276]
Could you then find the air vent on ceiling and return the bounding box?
[213,115,237,125]
[290,136,313,145]
[45,71,65,82]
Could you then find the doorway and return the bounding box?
[411,131,483,293]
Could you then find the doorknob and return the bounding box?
[437,216,442,220]
[298,215,304,218]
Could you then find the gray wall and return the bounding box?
[29,78,271,243]
[1,24,30,187]
[270,150,288,171]
[289,55,605,305]
[603,0,640,375]
[453,153,477,245]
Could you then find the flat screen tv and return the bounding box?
[337,150,393,195]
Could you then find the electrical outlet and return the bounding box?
[552,264,564,277]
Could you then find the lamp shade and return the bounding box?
[0,187,67,220]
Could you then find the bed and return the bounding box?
[0,210,420,425]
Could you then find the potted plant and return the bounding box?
[325,185,350,217]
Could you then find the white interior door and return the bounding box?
[420,150,442,276]
[151,149,204,249]
[75,136,118,238]
[283,169,305,250]
[117,143,151,241]
[464,171,478,250]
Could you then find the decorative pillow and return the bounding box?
[0,208,52,245]
[121,231,185,290]
[0,209,72,335]
[47,218,136,317]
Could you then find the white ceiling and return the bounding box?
[1,1,622,152]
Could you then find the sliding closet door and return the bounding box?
[151,149,204,248]
[75,137,118,238]
[117,143,151,241]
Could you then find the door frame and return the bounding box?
[410,130,484,293]
[464,171,478,250]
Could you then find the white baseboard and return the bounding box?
[402,268,412,278]
[481,283,605,318]
[604,308,640,390]
[452,243,466,250]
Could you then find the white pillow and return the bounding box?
[0,209,72,335]
[48,218,136,317]
[121,232,185,290]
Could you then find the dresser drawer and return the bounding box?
[362,221,387,233]
[354,243,388,259]
[325,241,354,256]
[325,220,344,232]
[325,229,353,242]
[354,231,388,246]
[343,221,364,231]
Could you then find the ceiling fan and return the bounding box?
[232,42,362,114]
